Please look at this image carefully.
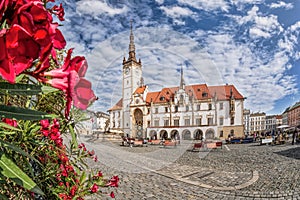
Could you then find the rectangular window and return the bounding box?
[196,118,202,126]
[219,103,223,110]
[164,119,169,126]
[175,106,178,112]
[231,117,235,125]
[147,121,150,126]
[155,108,158,113]
[208,104,212,110]
[165,107,168,113]
[174,119,179,126]
[186,105,189,112]
[197,104,201,111]
[208,118,213,125]
[219,117,224,125]
[154,120,159,126]
[220,131,224,138]
[184,119,190,126]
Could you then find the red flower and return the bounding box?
[70,185,77,196]
[107,176,119,187]
[110,191,115,198]
[97,171,103,177]
[0,25,40,83]
[90,183,98,193]
[78,143,86,149]
[60,164,68,177]
[2,118,18,127]
[40,119,50,129]
[88,150,95,156]
[72,77,97,110]
[58,153,69,163]
[51,3,65,21]
[41,49,96,118]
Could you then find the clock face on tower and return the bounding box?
[124,68,130,75]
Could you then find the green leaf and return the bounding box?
[0,153,44,196]
[0,105,54,120]
[79,171,87,185]
[69,124,78,147]
[15,74,25,83]
[0,122,21,131]
[0,194,8,200]
[0,82,42,95]
[41,85,59,94]
[0,140,41,166]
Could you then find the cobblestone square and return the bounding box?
[82,135,300,199]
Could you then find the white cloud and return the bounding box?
[278,21,300,59]
[290,21,300,32]
[85,26,297,113]
[235,6,283,39]
[160,6,197,20]
[178,0,230,12]
[270,1,293,9]
[155,0,164,5]
[203,32,297,112]
[249,27,271,38]
[76,0,128,16]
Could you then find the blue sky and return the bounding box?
[58,0,300,115]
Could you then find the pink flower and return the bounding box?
[106,176,119,187]
[41,49,96,118]
[88,150,95,156]
[93,155,98,162]
[90,183,98,193]
[72,77,97,110]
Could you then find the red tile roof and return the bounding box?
[107,98,123,111]
[208,85,244,100]
[109,84,244,109]
[134,86,147,94]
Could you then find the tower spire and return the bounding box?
[180,66,185,90]
[128,19,136,61]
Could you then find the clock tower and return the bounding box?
[122,21,142,136]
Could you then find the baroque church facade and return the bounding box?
[108,26,245,141]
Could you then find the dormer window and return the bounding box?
[160,96,165,101]
[202,92,208,97]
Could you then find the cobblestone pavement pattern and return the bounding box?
[80,135,300,200]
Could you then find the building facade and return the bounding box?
[249,112,266,135]
[287,101,300,128]
[108,26,245,140]
[265,115,279,134]
[243,109,250,136]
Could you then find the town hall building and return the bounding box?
[108,25,245,141]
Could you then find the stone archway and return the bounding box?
[134,108,143,138]
[149,130,158,140]
[171,130,180,140]
[205,128,215,139]
[182,129,191,140]
[160,130,168,139]
[194,129,203,140]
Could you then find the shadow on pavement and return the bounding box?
[274,146,300,160]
